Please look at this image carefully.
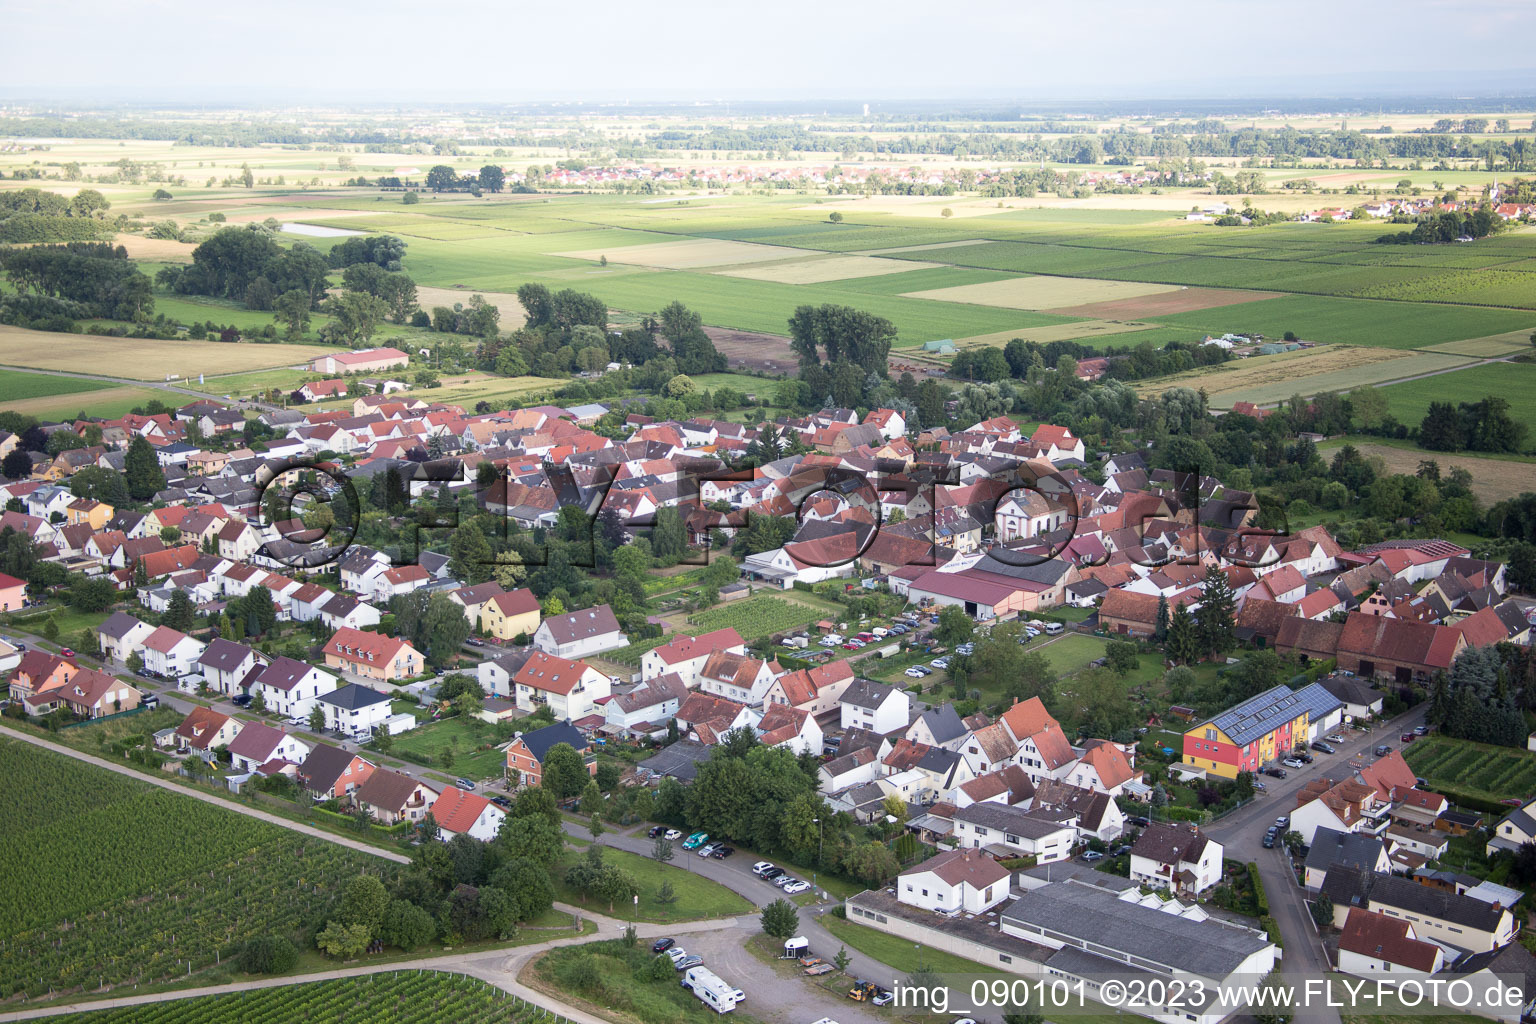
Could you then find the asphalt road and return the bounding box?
[1203,702,1430,1023]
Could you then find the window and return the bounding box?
[999,954,1012,964]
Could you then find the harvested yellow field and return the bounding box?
[0,325,335,381]
[112,234,198,262]
[954,320,1159,349]
[415,286,527,326]
[313,372,554,412]
[717,255,939,284]
[1324,442,1536,506]
[556,238,803,270]
[903,276,1179,310]
[1136,346,1477,408]
[1419,330,1536,358]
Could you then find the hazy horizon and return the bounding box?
[4,0,1535,106]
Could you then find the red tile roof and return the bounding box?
[1339,908,1441,972]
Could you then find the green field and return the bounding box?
[1402,734,1536,804]
[550,846,752,923]
[820,913,1006,975]
[0,369,117,403]
[685,595,825,640]
[0,740,386,999]
[1378,360,1536,425]
[46,974,551,1024]
[533,938,765,1024]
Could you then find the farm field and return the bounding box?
[1402,734,1536,805]
[46,974,551,1024]
[0,739,385,999]
[556,237,804,269]
[718,253,941,283]
[549,847,752,923]
[1418,329,1536,357]
[903,275,1179,310]
[952,319,1158,350]
[684,595,825,640]
[0,326,334,380]
[0,384,166,420]
[1135,346,1474,408]
[0,369,117,403]
[1378,360,1536,425]
[1316,439,1536,506]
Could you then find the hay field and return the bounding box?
[415,286,527,326]
[717,254,940,284]
[0,326,334,380]
[903,276,1179,310]
[1418,330,1536,358]
[312,372,558,412]
[1046,286,1279,319]
[954,320,1159,349]
[555,238,803,270]
[111,234,197,262]
[1321,441,1536,506]
[1139,346,1483,409]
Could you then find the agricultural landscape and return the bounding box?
[8,5,1536,1024]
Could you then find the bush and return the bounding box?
[238,934,299,974]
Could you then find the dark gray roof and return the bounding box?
[953,802,1074,840]
[638,739,711,781]
[842,678,898,711]
[98,610,148,640]
[539,604,622,645]
[1000,880,1271,978]
[316,682,391,711]
[914,704,965,745]
[197,638,259,673]
[255,656,317,692]
[1304,827,1386,877]
[299,743,358,792]
[1322,865,1510,931]
[517,721,588,763]
[1455,941,1536,992]
[1316,674,1383,709]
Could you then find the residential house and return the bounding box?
[355,768,437,825]
[1129,822,1223,895]
[895,847,1012,914]
[1182,683,1343,779]
[1303,827,1392,890]
[323,626,424,682]
[603,673,689,739]
[1291,777,1392,846]
[96,610,155,663]
[315,683,393,738]
[1032,779,1125,842]
[479,588,541,641]
[505,721,596,788]
[226,722,312,773]
[298,744,376,801]
[511,651,611,720]
[28,667,140,718]
[0,571,24,612]
[696,650,779,706]
[640,628,746,687]
[249,657,335,719]
[1322,866,1517,953]
[1067,741,1137,797]
[430,787,505,841]
[1336,908,1445,978]
[952,802,1075,863]
[194,639,266,696]
[754,703,822,755]
[139,626,206,679]
[173,706,242,756]
[532,604,627,659]
[840,679,911,734]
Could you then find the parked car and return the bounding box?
[1264,766,1288,778]
[1252,780,1266,792]
[782,879,810,894]
[1080,850,1104,862]
[1128,815,1150,827]
[652,937,675,954]
[1414,725,1429,735]
[930,657,950,669]
[1326,733,1347,744]
[752,861,776,876]
[1311,741,1335,754]
[663,829,683,841]
[761,867,786,881]
[455,778,476,791]
[231,694,253,707]
[889,625,908,635]
[1282,758,1306,769]
[1275,815,1290,829]
[682,832,709,849]
[773,874,799,888]
[140,694,160,708]
[955,643,975,656]
[872,990,895,1006]
[711,846,735,859]
[1294,751,1314,763]
[465,638,485,647]
[676,956,704,971]
[697,842,721,857]
[648,825,664,838]
[665,947,688,965]
[1262,833,1277,849]
[1374,745,1392,756]
[489,795,511,810]
[1401,733,1415,743]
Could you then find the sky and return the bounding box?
[3,0,1536,104]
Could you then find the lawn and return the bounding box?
[1037,633,1111,675]
[385,714,509,780]
[820,914,1005,975]
[1402,733,1536,805]
[551,846,752,923]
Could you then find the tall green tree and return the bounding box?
[124,435,165,501]
[1197,566,1237,659]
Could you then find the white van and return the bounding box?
[1044,622,1064,635]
